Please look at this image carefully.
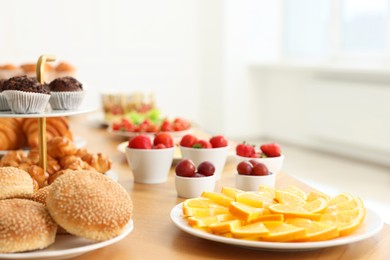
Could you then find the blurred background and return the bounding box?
[1,0,390,168]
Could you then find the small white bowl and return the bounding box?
[180,146,229,180]
[235,172,276,191]
[234,154,284,174]
[125,146,175,184]
[175,174,216,198]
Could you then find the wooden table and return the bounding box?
[69,114,390,260]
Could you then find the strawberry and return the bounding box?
[153,132,174,148]
[236,143,256,157]
[112,122,121,131]
[180,134,198,147]
[209,135,228,148]
[260,143,281,157]
[161,119,174,132]
[128,134,152,149]
[192,139,212,149]
[173,118,191,131]
[153,143,166,149]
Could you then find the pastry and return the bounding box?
[0,199,57,253]
[49,76,84,110]
[2,75,51,113]
[47,136,76,159]
[0,167,34,199]
[0,119,26,150]
[46,170,132,241]
[81,153,112,173]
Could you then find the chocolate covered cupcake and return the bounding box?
[0,79,10,111]
[2,75,51,114]
[48,76,84,110]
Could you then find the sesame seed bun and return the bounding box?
[46,170,133,241]
[0,199,57,253]
[31,185,51,204]
[0,167,34,200]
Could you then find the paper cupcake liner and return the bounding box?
[0,94,10,111]
[3,90,51,114]
[49,91,84,110]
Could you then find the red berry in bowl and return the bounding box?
[175,159,196,177]
[236,143,256,157]
[192,139,212,149]
[128,134,152,149]
[153,143,166,149]
[209,135,228,148]
[237,161,253,175]
[252,163,269,176]
[260,143,281,157]
[153,132,174,148]
[180,134,198,148]
[197,161,215,176]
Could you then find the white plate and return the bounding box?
[0,220,133,260]
[0,106,96,118]
[0,136,86,156]
[108,126,192,140]
[170,203,384,251]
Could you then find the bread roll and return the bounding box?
[0,167,34,199]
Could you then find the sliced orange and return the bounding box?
[306,191,331,202]
[201,191,234,207]
[258,185,276,199]
[283,185,307,201]
[328,193,354,206]
[247,213,284,224]
[231,221,269,239]
[235,192,275,208]
[209,219,241,234]
[321,207,366,236]
[260,222,307,242]
[285,218,339,242]
[325,197,364,213]
[304,197,328,213]
[221,186,244,199]
[182,198,229,217]
[275,190,306,207]
[229,201,271,222]
[269,204,322,221]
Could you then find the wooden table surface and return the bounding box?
[69,114,390,260]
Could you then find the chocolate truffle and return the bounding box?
[49,77,82,92]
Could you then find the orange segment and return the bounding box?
[221,187,244,199]
[229,201,271,222]
[209,219,241,234]
[328,193,354,206]
[321,207,366,236]
[261,222,307,242]
[285,218,339,242]
[258,185,276,199]
[231,221,269,239]
[275,190,306,207]
[269,204,322,221]
[201,191,234,207]
[307,191,331,202]
[235,192,275,208]
[283,185,307,201]
[325,197,364,213]
[304,197,328,213]
[182,198,229,217]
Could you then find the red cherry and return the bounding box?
[197,161,215,176]
[175,159,196,177]
[252,163,269,176]
[248,159,260,167]
[237,161,253,175]
[180,134,198,148]
[128,135,152,149]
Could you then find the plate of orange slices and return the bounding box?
[170,186,384,251]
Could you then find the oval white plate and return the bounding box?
[170,203,384,251]
[108,126,192,140]
[0,220,133,259]
[0,106,96,118]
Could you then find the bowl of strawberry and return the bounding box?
[235,160,275,191]
[175,159,216,198]
[179,134,229,180]
[235,142,284,174]
[125,133,175,184]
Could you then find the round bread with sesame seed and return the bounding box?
[46,170,133,241]
[0,167,34,200]
[0,199,57,253]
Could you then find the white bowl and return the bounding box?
[175,174,216,198]
[234,154,284,174]
[180,146,229,180]
[125,146,175,184]
[235,172,276,191]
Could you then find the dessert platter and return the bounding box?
[0,55,133,258]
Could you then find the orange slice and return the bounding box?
[261,222,307,242]
[187,213,238,227]
[209,219,241,234]
[201,191,234,207]
[258,185,276,199]
[229,201,271,222]
[328,193,354,206]
[182,198,229,217]
[283,185,307,201]
[231,221,269,239]
[321,207,366,236]
[221,187,244,199]
[235,192,275,208]
[275,190,306,207]
[325,197,364,213]
[307,191,331,202]
[304,197,328,213]
[285,218,339,242]
[269,204,322,221]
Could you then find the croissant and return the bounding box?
[0,150,27,167]
[18,164,48,188]
[0,118,26,150]
[47,136,77,159]
[22,117,73,148]
[59,155,92,171]
[82,153,112,173]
